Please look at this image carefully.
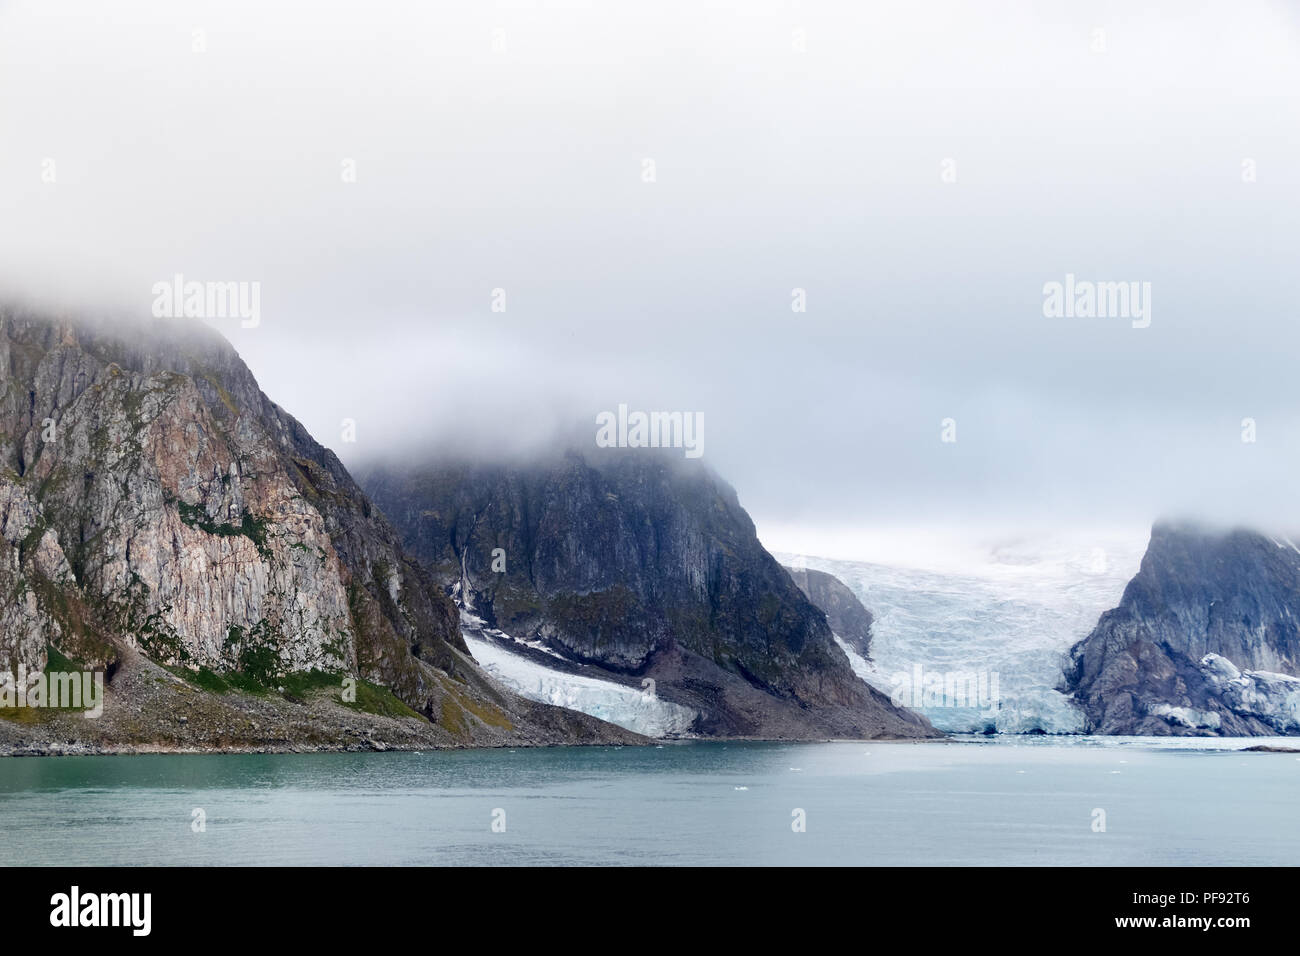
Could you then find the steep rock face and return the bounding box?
[1064,522,1300,735]
[0,475,74,672]
[0,306,639,747]
[784,565,874,659]
[362,450,936,739]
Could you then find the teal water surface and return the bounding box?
[0,737,1295,865]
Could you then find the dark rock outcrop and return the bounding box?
[0,304,642,749]
[784,565,874,659]
[361,450,937,740]
[1063,521,1300,735]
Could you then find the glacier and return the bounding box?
[780,533,1147,733]
[459,612,697,738]
[1199,652,1300,733]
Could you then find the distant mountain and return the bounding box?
[784,565,874,659]
[1064,522,1300,735]
[361,451,937,740]
[0,305,640,752]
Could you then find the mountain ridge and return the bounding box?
[1064,520,1300,735]
[0,305,643,751]
[784,564,875,660]
[361,451,938,740]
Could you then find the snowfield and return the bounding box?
[460,614,697,739]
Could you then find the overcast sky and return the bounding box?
[2,0,1298,562]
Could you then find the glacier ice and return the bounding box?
[1200,653,1300,732]
[1149,703,1222,730]
[459,613,697,738]
[780,533,1146,733]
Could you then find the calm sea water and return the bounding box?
[1,737,1296,866]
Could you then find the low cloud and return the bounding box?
[3,0,1298,556]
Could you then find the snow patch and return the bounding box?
[1200,653,1300,732]
[461,619,696,738]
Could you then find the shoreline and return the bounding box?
[6,731,1300,758]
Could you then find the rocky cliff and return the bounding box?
[361,450,936,739]
[0,305,641,751]
[784,565,874,659]
[1064,522,1300,735]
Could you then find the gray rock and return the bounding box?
[361,450,937,740]
[784,565,874,659]
[0,305,644,750]
[1064,521,1300,735]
